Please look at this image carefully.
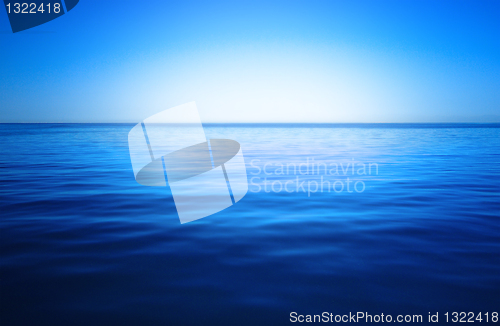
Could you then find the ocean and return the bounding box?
[1,123,499,325]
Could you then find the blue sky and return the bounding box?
[0,0,499,122]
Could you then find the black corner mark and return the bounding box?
[3,0,79,33]
[64,0,78,12]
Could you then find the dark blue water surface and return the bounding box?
[1,124,499,325]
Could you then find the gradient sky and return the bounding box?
[1,0,499,123]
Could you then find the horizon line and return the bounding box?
[2,122,500,125]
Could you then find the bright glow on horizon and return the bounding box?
[0,0,499,123]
